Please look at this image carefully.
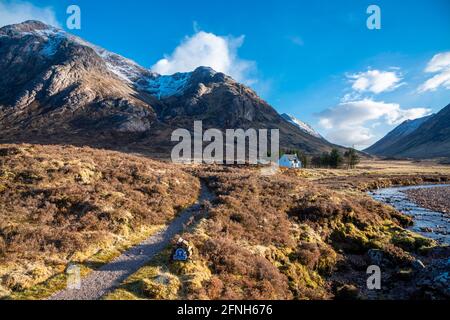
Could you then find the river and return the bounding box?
[369,184,450,245]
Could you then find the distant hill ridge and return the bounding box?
[365,104,450,159]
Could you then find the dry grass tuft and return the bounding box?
[0,144,199,293]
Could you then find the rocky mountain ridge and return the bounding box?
[0,21,342,157]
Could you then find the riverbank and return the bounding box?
[368,184,450,299]
[404,186,450,215]
[370,184,450,244]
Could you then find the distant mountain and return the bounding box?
[281,113,323,139]
[0,21,344,157]
[365,104,450,159]
[365,115,434,155]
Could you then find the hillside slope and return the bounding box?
[281,113,323,139]
[365,104,450,159]
[365,115,434,155]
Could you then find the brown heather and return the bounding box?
[1,145,449,300]
[0,144,199,292]
[175,165,444,300]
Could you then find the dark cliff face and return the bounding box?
[0,21,157,139]
[365,104,450,159]
[157,68,279,126]
[0,21,341,156]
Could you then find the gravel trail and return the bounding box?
[49,182,214,300]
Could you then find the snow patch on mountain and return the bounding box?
[281,113,322,139]
[0,22,225,101]
[39,32,65,57]
[6,22,149,84]
[8,24,65,57]
[390,115,434,138]
[78,40,192,99]
[35,28,65,39]
[139,73,192,99]
[93,47,151,83]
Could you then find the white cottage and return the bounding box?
[279,154,302,169]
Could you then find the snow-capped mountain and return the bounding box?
[0,20,342,156]
[281,113,322,139]
[4,21,194,99]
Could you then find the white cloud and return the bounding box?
[418,52,450,93]
[152,31,256,84]
[0,0,60,28]
[317,99,432,147]
[348,69,403,94]
[324,126,374,147]
[425,52,450,72]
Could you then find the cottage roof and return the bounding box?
[283,154,300,161]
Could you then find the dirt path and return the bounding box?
[49,182,214,300]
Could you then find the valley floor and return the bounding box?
[1,145,449,300]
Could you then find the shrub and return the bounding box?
[0,144,200,291]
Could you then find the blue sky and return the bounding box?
[1,0,449,148]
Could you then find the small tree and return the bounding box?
[344,148,360,169]
[329,148,343,168]
[320,152,331,168]
[298,152,309,168]
[311,155,322,168]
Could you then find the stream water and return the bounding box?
[369,184,450,245]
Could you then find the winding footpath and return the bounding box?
[49,182,215,300]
